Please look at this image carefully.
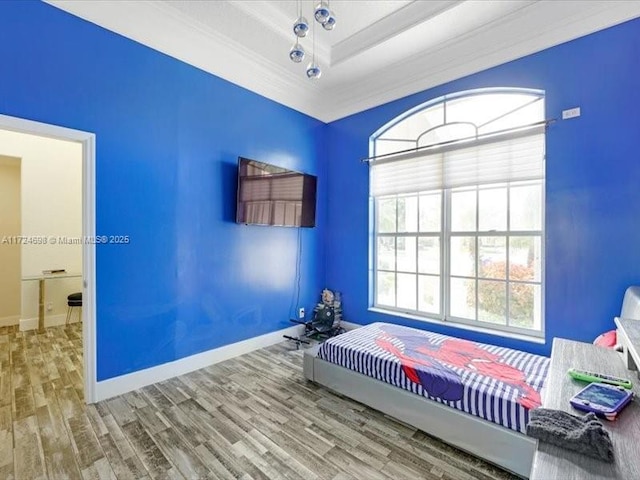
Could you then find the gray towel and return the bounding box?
[526,408,614,463]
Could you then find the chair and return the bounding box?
[66,292,82,324]
[283,304,345,349]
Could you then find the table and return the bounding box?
[22,272,82,332]
[530,338,640,480]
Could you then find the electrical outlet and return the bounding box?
[298,307,305,319]
[46,302,53,312]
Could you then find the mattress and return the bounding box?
[317,322,549,433]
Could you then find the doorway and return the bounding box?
[0,156,21,327]
[0,114,96,403]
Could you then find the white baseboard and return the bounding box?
[94,324,305,403]
[341,320,363,331]
[0,315,20,327]
[19,314,79,331]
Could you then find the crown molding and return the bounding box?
[47,0,320,117]
[47,1,640,124]
[316,1,640,122]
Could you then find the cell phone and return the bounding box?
[569,382,634,421]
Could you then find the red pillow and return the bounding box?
[593,329,617,348]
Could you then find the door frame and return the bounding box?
[0,114,97,403]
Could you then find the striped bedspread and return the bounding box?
[317,322,549,433]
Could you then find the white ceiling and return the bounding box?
[47,1,640,123]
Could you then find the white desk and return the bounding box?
[22,272,81,332]
[615,317,640,371]
[530,338,640,480]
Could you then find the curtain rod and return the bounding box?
[361,118,556,164]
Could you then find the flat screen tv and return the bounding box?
[236,157,317,228]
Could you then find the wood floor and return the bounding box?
[0,324,517,480]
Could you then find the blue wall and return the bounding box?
[1,2,638,377]
[325,18,640,356]
[0,1,326,380]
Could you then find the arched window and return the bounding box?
[370,88,545,336]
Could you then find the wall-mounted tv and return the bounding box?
[236,157,317,228]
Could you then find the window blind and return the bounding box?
[370,128,545,197]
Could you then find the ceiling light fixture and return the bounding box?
[290,0,336,80]
[323,14,336,31]
[289,39,305,63]
[292,0,309,38]
[314,1,331,25]
[306,15,321,79]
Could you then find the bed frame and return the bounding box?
[303,345,536,478]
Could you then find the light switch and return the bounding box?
[562,107,581,119]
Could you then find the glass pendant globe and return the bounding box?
[314,2,330,25]
[293,16,309,37]
[322,14,336,31]
[289,42,305,63]
[306,62,322,79]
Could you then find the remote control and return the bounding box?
[567,368,632,389]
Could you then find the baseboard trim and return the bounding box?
[20,314,77,331]
[94,324,305,403]
[0,315,20,327]
[341,320,363,331]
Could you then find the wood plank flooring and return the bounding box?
[0,324,517,479]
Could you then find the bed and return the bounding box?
[303,322,550,478]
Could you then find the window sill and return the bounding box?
[367,307,546,345]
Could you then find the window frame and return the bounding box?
[370,88,545,339]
